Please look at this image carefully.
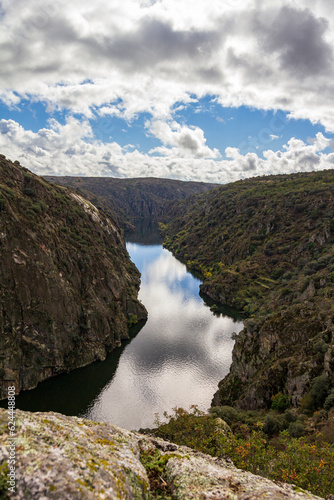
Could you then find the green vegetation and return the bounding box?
[163,171,334,319]
[148,406,334,498]
[140,450,176,500]
[161,170,334,410]
[0,461,9,498]
[44,175,217,232]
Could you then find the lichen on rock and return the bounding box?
[0,409,324,499]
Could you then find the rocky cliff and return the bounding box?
[161,171,334,410]
[213,304,334,410]
[0,156,147,399]
[44,176,218,231]
[0,409,323,499]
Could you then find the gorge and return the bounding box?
[0,158,333,498]
[7,222,243,431]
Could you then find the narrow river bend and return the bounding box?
[10,226,244,430]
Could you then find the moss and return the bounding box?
[0,462,9,498]
[140,449,180,499]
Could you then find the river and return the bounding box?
[9,223,244,430]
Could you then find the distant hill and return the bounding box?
[44,176,218,231]
[161,170,334,411]
[0,155,147,398]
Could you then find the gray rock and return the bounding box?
[0,409,324,499]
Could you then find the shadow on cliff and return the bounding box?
[0,320,146,417]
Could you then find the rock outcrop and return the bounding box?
[213,305,334,409]
[0,409,324,499]
[44,176,218,231]
[0,156,147,399]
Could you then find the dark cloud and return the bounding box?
[178,133,199,152]
[257,6,333,77]
[82,18,223,71]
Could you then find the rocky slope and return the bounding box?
[44,176,218,231]
[0,409,323,499]
[161,170,334,411]
[0,155,147,399]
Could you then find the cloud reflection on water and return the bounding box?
[85,244,243,430]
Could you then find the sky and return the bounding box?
[0,0,334,183]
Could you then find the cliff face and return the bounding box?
[0,409,322,499]
[0,156,147,399]
[213,305,334,410]
[44,176,218,231]
[161,171,334,410]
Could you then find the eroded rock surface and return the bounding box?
[0,409,323,499]
[0,157,147,398]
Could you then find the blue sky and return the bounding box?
[0,0,334,183]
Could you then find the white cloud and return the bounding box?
[148,120,221,159]
[0,0,334,179]
[0,0,333,129]
[0,118,333,183]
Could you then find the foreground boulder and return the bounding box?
[0,409,323,499]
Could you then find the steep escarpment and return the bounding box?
[0,409,323,499]
[0,155,147,399]
[45,176,218,231]
[161,170,334,410]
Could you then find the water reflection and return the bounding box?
[8,321,145,416]
[6,237,244,431]
[125,218,162,246]
[83,244,243,430]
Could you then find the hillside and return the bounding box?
[161,170,334,411]
[44,176,218,231]
[0,155,147,399]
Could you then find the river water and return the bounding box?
[10,224,243,430]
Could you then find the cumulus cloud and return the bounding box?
[0,0,334,180]
[0,0,334,129]
[255,6,333,77]
[148,120,221,158]
[0,118,333,183]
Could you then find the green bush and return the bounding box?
[324,390,334,411]
[23,187,35,197]
[150,407,334,498]
[209,406,240,425]
[310,375,330,409]
[271,393,290,412]
[263,414,286,436]
[288,421,305,438]
[271,268,284,280]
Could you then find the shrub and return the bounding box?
[128,314,138,327]
[271,268,284,280]
[263,414,285,436]
[209,406,240,425]
[324,390,334,411]
[150,407,334,498]
[288,421,305,438]
[310,375,330,409]
[271,393,290,412]
[23,187,35,197]
[31,200,46,213]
